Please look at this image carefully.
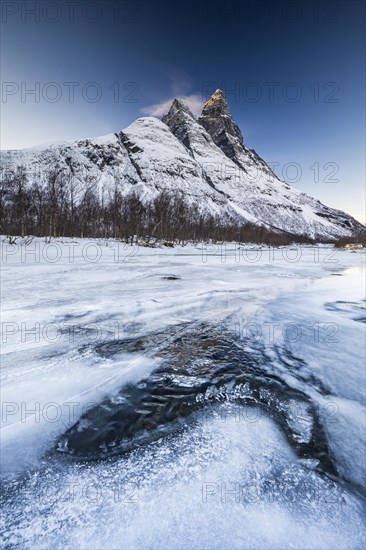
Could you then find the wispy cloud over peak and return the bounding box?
[141,94,203,117]
[140,64,203,117]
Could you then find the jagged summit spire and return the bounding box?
[198,89,244,152]
[164,98,195,120]
[202,89,230,115]
[162,98,196,149]
[198,90,278,179]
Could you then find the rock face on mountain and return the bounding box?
[1,90,362,239]
[198,89,277,180]
[198,89,245,161]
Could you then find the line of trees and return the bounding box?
[1,165,316,245]
[334,229,366,248]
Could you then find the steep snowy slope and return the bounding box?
[0,90,362,239]
[116,117,232,216]
[196,90,359,237]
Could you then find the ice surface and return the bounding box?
[1,406,365,549]
[1,239,365,548]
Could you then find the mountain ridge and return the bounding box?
[0,90,362,240]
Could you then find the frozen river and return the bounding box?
[1,239,365,549]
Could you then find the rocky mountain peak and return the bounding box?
[163,98,195,121]
[201,89,230,115]
[162,98,197,149]
[198,90,279,180]
[198,89,244,163]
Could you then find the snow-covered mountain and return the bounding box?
[1,90,362,239]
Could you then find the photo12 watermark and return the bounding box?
[1,1,141,24]
[1,81,140,104]
[200,1,340,25]
[201,81,340,104]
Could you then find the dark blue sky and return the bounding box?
[1,0,365,221]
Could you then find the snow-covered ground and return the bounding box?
[1,238,365,549]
